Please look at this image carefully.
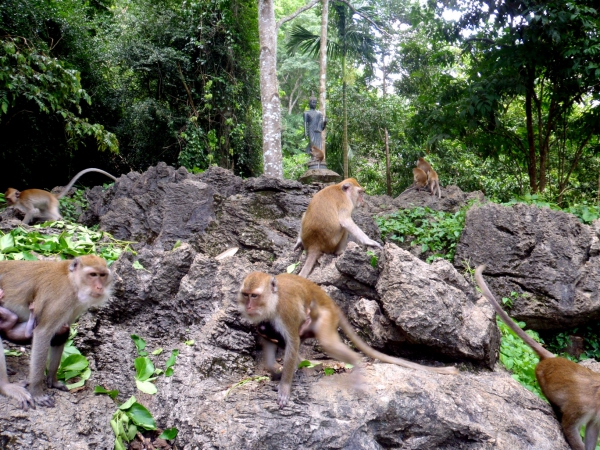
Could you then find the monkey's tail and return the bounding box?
[338,314,459,375]
[57,168,118,199]
[475,265,554,360]
[400,185,415,196]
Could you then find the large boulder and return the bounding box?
[81,162,215,250]
[393,185,484,213]
[0,165,583,448]
[455,202,600,330]
[376,244,499,367]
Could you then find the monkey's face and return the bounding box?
[238,273,278,323]
[69,256,113,305]
[5,188,19,205]
[342,183,365,208]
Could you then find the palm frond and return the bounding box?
[286,24,320,58]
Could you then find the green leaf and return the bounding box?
[135,379,158,395]
[286,262,300,273]
[185,340,195,346]
[164,349,179,376]
[134,357,155,381]
[119,396,137,410]
[132,260,145,270]
[323,367,335,376]
[131,334,147,355]
[151,348,163,355]
[125,403,156,430]
[94,385,119,399]
[159,428,179,440]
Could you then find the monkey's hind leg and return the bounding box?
[561,411,587,450]
[585,420,600,450]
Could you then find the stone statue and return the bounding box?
[303,96,327,154]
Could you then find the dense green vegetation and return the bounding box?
[1,0,597,206]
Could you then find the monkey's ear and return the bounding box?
[342,183,352,191]
[69,258,81,272]
[270,276,278,294]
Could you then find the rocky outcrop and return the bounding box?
[393,184,484,213]
[81,162,215,250]
[0,164,584,449]
[455,202,600,330]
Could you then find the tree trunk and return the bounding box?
[382,54,390,195]
[384,128,391,195]
[525,70,537,193]
[342,54,348,178]
[319,0,329,157]
[258,0,283,178]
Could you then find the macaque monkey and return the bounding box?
[475,266,600,450]
[401,168,429,195]
[293,178,382,278]
[0,255,113,409]
[416,157,441,198]
[309,146,325,168]
[427,168,441,198]
[416,157,433,176]
[239,272,458,408]
[5,168,118,225]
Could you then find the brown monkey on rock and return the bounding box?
[239,272,458,409]
[476,265,600,450]
[293,178,382,278]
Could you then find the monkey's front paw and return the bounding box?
[277,386,290,409]
[33,394,55,408]
[0,382,35,410]
[368,240,383,249]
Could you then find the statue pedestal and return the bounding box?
[298,165,342,184]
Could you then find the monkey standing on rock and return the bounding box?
[475,265,600,450]
[0,255,113,409]
[239,272,458,409]
[416,157,441,198]
[5,168,118,225]
[293,178,382,278]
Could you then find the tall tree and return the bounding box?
[287,1,379,177]
[259,0,320,178]
[451,0,600,194]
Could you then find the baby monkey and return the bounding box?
[0,288,35,343]
[239,272,458,409]
[476,265,600,450]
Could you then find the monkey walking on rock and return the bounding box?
[476,265,600,450]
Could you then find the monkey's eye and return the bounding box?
[250,293,258,299]
[89,273,98,277]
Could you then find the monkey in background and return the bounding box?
[239,272,458,408]
[416,157,441,198]
[5,168,118,225]
[476,266,600,450]
[309,145,325,168]
[293,178,382,278]
[400,168,429,195]
[0,255,113,409]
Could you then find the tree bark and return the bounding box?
[525,69,537,193]
[319,0,329,157]
[342,54,348,178]
[258,0,283,178]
